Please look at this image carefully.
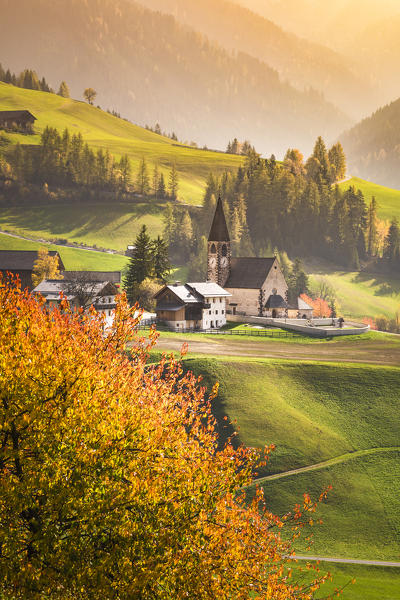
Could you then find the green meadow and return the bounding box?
[0,82,243,205]
[174,357,400,566]
[339,176,400,222]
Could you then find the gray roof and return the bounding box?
[159,285,199,304]
[0,110,36,122]
[33,279,117,296]
[225,257,276,289]
[188,282,231,297]
[208,197,230,242]
[265,294,288,309]
[297,297,313,310]
[63,271,121,283]
[0,250,64,271]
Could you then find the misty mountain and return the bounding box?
[135,0,373,119]
[0,0,349,156]
[230,0,400,51]
[340,98,400,189]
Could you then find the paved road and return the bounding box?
[293,555,400,567]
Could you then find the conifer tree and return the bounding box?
[119,155,132,189]
[328,142,346,182]
[152,164,160,198]
[123,225,153,304]
[158,172,166,198]
[136,158,150,195]
[384,218,400,265]
[168,163,179,200]
[151,236,170,281]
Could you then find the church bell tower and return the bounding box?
[207,197,231,287]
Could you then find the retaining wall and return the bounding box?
[227,315,370,337]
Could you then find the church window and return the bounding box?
[210,243,216,254]
[222,244,227,257]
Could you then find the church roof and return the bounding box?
[225,257,276,289]
[208,197,230,242]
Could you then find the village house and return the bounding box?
[0,110,36,132]
[207,197,313,319]
[0,250,65,291]
[32,279,119,326]
[154,281,231,330]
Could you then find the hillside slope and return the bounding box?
[0,82,243,204]
[0,0,349,156]
[136,0,372,119]
[182,357,400,560]
[339,98,400,189]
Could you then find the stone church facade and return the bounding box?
[207,198,292,318]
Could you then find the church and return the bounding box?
[207,198,312,319]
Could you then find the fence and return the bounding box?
[136,322,303,338]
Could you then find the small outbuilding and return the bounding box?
[287,297,314,319]
[0,110,36,132]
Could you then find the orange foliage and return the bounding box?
[362,317,377,330]
[300,294,331,318]
[0,277,332,599]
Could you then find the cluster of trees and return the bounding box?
[226,138,256,156]
[0,62,70,97]
[145,122,178,141]
[135,158,179,200]
[181,138,397,273]
[7,127,132,190]
[124,225,170,309]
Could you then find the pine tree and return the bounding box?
[367,197,378,256]
[123,225,153,304]
[152,164,160,198]
[158,173,166,198]
[151,236,171,281]
[136,158,150,195]
[178,210,193,255]
[58,81,70,98]
[383,218,400,266]
[119,155,132,189]
[168,163,179,200]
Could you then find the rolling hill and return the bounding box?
[0,0,349,156]
[136,0,372,119]
[0,81,244,204]
[179,356,400,564]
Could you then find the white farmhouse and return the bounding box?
[154,281,231,330]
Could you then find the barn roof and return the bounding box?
[63,271,121,283]
[0,250,64,271]
[208,197,230,242]
[225,257,276,289]
[0,110,37,121]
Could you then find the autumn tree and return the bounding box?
[83,87,97,105]
[32,247,63,287]
[57,81,70,98]
[0,277,332,599]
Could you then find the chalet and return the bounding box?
[207,198,313,319]
[32,279,119,325]
[154,281,231,330]
[0,250,65,291]
[0,110,36,132]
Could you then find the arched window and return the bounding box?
[221,244,227,257]
[210,243,216,254]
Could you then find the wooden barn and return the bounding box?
[0,110,36,132]
[0,250,65,291]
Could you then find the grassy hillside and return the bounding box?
[0,232,129,271]
[180,357,400,563]
[338,176,400,222]
[0,82,243,205]
[308,260,400,320]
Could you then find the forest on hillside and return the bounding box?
[0,0,348,156]
[340,98,400,188]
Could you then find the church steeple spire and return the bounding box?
[208,196,230,242]
[207,196,231,286]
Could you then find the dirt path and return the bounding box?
[255,447,400,484]
[293,555,400,567]
[156,335,400,367]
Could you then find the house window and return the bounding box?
[210,244,216,254]
[222,244,227,257]
[176,323,179,327]
[209,310,211,315]
[216,310,218,315]
[222,310,224,315]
